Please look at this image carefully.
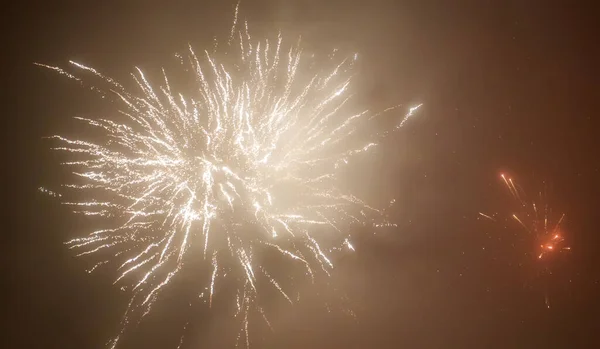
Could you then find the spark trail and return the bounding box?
[39,4,421,348]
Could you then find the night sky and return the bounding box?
[6,1,600,348]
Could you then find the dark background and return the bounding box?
[5,1,599,348]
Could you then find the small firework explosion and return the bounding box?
[499,173,570,260]
[480,174,570,261]
[479,173,571,309]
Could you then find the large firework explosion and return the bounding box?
[38,4,421,348]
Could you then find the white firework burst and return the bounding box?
[38,4,421,348]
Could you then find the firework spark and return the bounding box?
[39,5,421,348]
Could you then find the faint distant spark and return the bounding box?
[39,187,61,198]
[39,4,421,348]
[478,212,495,222]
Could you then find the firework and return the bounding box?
[503,173,569,260]
[480,173,570,261]
[38,4,420,348]
[479,173,570,308]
